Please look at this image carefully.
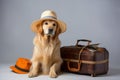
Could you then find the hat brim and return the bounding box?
[10,66,28,74]
[32,18,67,33]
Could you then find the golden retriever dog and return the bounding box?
[28,10,66,78]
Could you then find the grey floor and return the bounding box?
[0,64,120,80]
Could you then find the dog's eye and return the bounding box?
[53,23,56,27]
[45,22,48,25]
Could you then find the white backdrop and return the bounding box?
[0,0,120,68]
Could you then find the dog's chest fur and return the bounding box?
[32,35,60,62]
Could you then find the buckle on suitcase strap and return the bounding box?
[67,46,86,72]
[67,61,81,72]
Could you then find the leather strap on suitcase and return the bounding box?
[67,46,86,72]
[67,39,91,72]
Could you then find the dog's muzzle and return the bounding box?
[48,29,53,34]
[44,28,55,36]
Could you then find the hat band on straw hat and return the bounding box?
[15,65,29,72]
[42,16,57,19]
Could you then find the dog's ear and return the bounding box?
[58,22,67,33]
[56,22,67,35]
[54,24,62,37]
[57,24,62,34]
[31,20,43,34]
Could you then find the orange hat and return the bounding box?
[10,58,32,74]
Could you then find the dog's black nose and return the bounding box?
[49,29,53,33]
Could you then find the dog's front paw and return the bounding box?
[49,70,57,78]
[28,72,38,78]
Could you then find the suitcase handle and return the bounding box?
[76,39,92,46]
[67,61,81,72]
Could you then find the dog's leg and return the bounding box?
[42,56,50,75]
[49,59,62,78]
[28,61,39,78]
[42,63,50,75]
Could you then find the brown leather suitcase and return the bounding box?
[61,39,109,77]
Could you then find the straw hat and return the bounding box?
[10,58,31,74]
[32,10,67,33]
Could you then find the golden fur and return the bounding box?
[28,20,63,78]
